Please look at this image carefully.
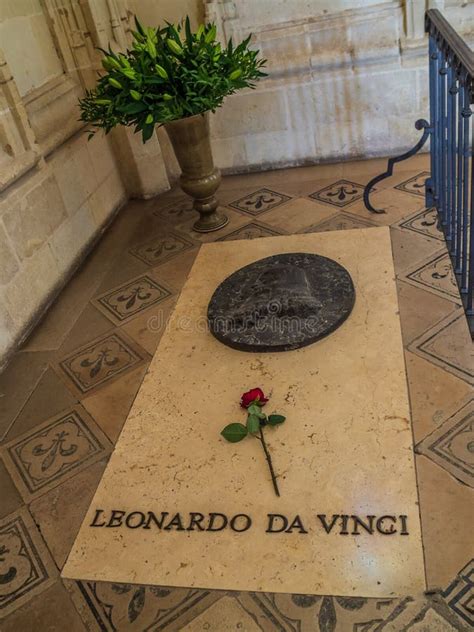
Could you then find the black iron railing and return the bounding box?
[364,9,473,335]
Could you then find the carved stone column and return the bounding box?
[0,49,41,192]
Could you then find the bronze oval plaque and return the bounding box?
[207,252,355,352]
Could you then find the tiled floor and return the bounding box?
[0,155,473,631]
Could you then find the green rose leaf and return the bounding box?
[221,423,248,443]
[246,414,260,434]
[247,404,266,418]
[268,414,286,426]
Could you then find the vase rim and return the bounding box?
[165,111,209,127]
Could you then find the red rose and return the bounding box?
[240,388,268,408]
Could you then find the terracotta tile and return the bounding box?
[394,171,430,198]
[0,457,23,519]
[309,179,366,208]
[395,207,444,243]
[406,352,472,444]
[24,199,149,355]
[408,309,473,385]
[342,156,396,180]
[5,368,77,442]
[404,153,431,172]
[391,227,444,273]
[401,608,460,631]
[441,559,474,628]
[416,454,474,590]
[56,304,114,356]
[1,405,111,501]
[93,274,173,325]
[121,297,177,356]
[65,580,214,632]
[29,460,108,569]
[279,177,338,199]
[416,398,473,488]
[129,231,196,266]
[0,581,87,631]
[81,364,149,442]
[350,188,425,225]
[23,256,113,354]
[217,221,285,241]
[0,352,50,442]
[92,253,150,298]
[175,208,249,243]
[56,330,148,397]
[396,281,457,346]
[149,248,199,291]
[401,250,462,305]
[227,187,291,216]
[370,169,429,193]
[153,198,194,224]
[392,226,444,274]
[260,197,337,233]
[180,595,262,631]
[0,507,57,617]
[302,211,377,234]
[265,593,441,632]
[220,164,344,193]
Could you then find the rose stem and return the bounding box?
[258,426,280,497]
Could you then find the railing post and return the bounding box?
[447,64,458,243]
[468,119,474,316]
[428,34,438,207]
[455,78,465,272]
[461,90,471,294]
[439,53,448,225]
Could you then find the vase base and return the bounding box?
[193,211,229,233]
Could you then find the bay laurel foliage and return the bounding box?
[79,16,267,143]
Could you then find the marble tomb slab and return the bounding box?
[63,227,425,597]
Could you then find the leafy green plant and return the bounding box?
[79,16,267,142]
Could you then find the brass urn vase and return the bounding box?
[164,112,228,233]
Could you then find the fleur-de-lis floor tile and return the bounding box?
[395,171,430,197]
[416,399,474,488]
[408,309,473,385]
[228,188,291,215]
[217,222,285,241]
[154,200,193,223]
[401,251,461,303]
[1,406,111,501]
[94,275,173,325]
[129,232,195,266]
[309,180,365,208]
[396,207,444,241]
[442,559,474,627]
[302,212,377,233]
[68,581,216,632]
[56,331,148,396]
[0,508,56,617]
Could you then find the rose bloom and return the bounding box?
[240,388,268,408]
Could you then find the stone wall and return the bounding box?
[204,0,474,172]
[0,1,170,368]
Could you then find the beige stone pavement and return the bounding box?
[0,155,473,631]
